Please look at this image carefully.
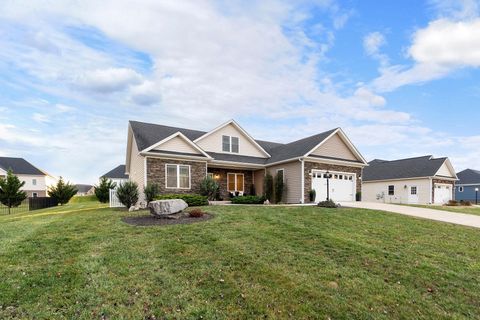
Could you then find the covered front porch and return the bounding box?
[207,166,264,200]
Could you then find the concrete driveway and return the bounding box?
[339,201,480,229]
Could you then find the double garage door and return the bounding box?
[312,171,355,202]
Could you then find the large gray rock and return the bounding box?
[148,199,188,218]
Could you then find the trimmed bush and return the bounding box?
[155,194,208,206]
[199,177,219,200]
[446,200,459,206]
[317,199,338,208]
[48,177,78,205]
[460,200,473,206]
[94,177,116,203]
[188,208,205,218]
[274,171,284,203]
[144,183,160,204]
[309,189,316,202]
[264,172,273,202]
[231,195,265,204]
[116,181,139,208]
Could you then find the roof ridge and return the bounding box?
[129,120,206,134]
[372,155,433,163]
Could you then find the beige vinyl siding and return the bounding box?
[129,137,145,192]
[266,161,302,203]
[196,123,267,158]
[153,136,201,154]
[253,169,265,196]
[436,161,455,177]
[362,178,432,204]
[310,133,357,161]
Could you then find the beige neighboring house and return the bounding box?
[0,157,56,197]
[362,156,458,205]
[75,184,95,196]
[125,119,368,203]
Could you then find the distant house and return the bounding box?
[101,165,129,186]
[455,169,480,203]
[75,184,94,196]
[0,157,56,197]
[362,155,458,205]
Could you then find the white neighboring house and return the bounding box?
[101,165,129,187]
[0,157,57,197]
[75,184,94,196]
[362,155,458,205]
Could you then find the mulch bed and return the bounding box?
[122,212,213,226]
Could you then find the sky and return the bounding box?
[1,0,480,184]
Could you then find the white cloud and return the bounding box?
[363,31,385,56]
[429,0,479,20]
[75,67,143,93]
[32,113,50,123]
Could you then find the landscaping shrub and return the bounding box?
[143,183,160,204]
[274,171,284,203]
[309,189,316,202]
[155,194,208,206]
[249,184,256,196]
[188,208,205,218]
[356,191,361,201]
[264,172,273,202]
[94,177,116,203]
[446,200,459,206]
[460,200,473,206]
[48,177,78,205]
[116,181,139,208]
[317,199,338,208]
[199,177,219,200]
[231,195,265,204]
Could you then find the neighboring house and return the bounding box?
[101,165,129,186]
[0,157,56,197]
[75,184,94,196]
[455,169,480,203]
[125,120,368,203]
[362,155,457,205]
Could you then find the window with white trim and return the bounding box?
[410,186,417,195]
[459,186,464,192]
[227,173,244,192]
[222,135,239,153]
[166,164,190,189]
[388,185,394,195]
[32,179,37,186]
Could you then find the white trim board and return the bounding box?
[142,131,212,159]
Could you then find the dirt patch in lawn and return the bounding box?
[122,212,213,226]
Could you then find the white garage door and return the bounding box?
[434,184,452,204]
[312,171,355,202]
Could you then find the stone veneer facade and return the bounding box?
[207,168,254,200]
[431,178,455,203]
[146,158,207,195]
[303,161,362,203]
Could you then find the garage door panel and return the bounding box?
[312,171,355,202]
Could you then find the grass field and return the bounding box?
[1,201,480,319]
[407,204,480,216]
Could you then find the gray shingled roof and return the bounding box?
[101,165,129,179]
[457,169,480,185]
[363,156,448,181]
[75,184,93,193]
[0,157,45,175]
[129,121,343,165]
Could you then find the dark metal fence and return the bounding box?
[0,197,59,214]
[0,199,29,215]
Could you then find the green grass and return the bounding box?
[69,195,98,203]
[407,204,480,216]
[1,201,480,319]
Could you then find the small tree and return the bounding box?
[144,183,159,204]
[199,177,219,200]
[0,170,27,214]
[274,171,284,203]
[94,177,116,203]
[48,177,78,205]
[116,181,139,209]
[264,172,273,202]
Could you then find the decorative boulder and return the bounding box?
[148,199,188,218]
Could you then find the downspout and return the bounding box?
[300,158,305,203]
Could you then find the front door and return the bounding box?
[227,173,244,195]
[408,186,418,204]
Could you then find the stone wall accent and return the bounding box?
[146,158,207,195]
[207,168,254,200]
[303,161,362,203]
[432,178,455,203]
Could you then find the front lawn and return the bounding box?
[407,204,480,216]
[1,202,480,319]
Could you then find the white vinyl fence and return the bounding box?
[109,189,123,208]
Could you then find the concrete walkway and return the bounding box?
[339,201,480,229]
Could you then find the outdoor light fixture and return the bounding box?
[476,187,479,205]
[324,170,333,201]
